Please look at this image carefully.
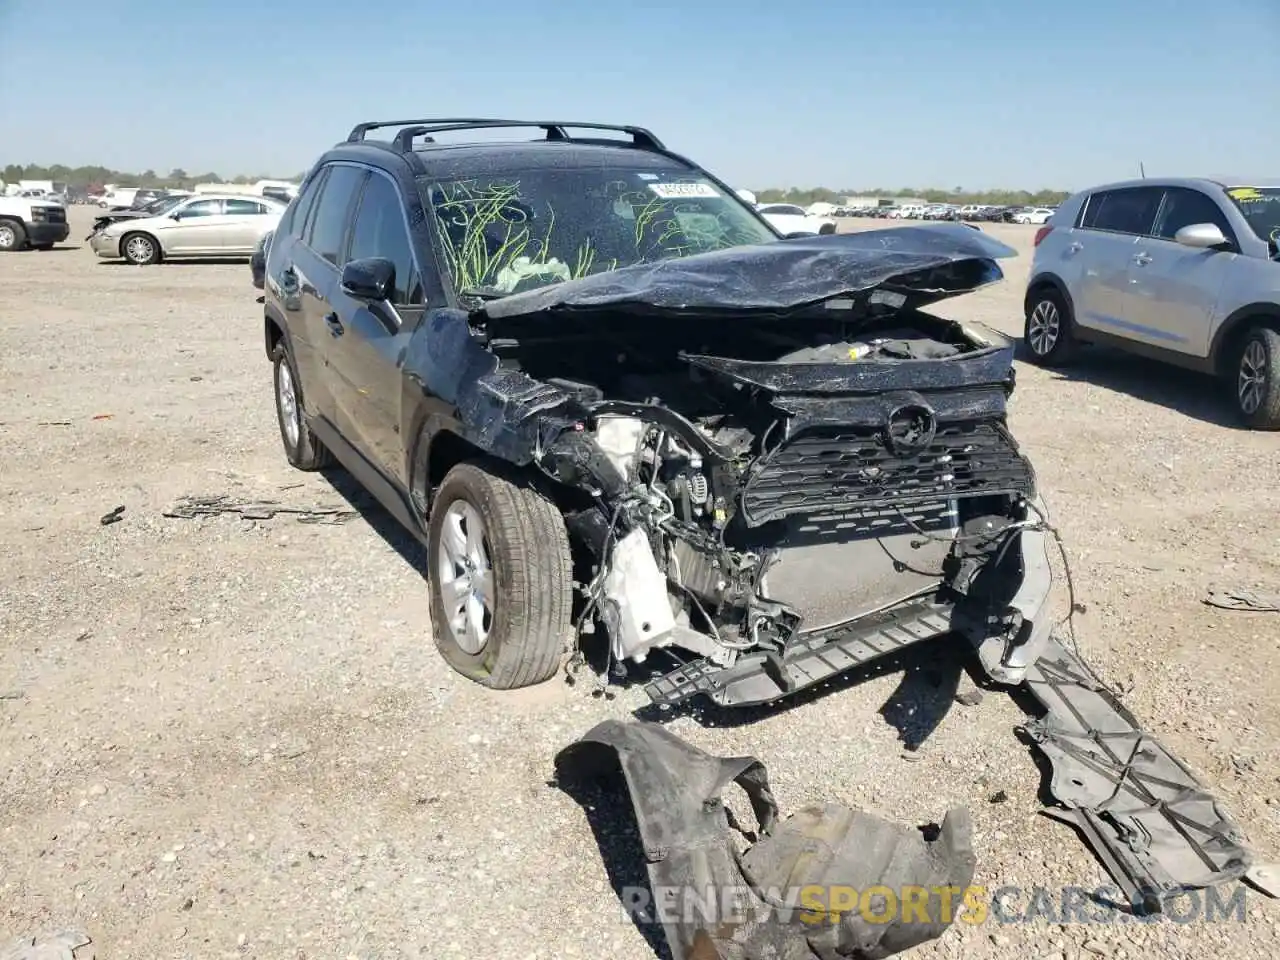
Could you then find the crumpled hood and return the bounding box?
[475,224,1017,321]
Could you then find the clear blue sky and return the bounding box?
[1,0,1275,191]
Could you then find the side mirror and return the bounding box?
[341,257,395,301]
[1174,222,1229,250]
[169,211,183,220]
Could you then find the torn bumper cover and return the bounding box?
[555,719,976,960]
[1024,636,1252,913]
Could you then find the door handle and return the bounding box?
[1132,252,1153,266]
[324,312,345,336]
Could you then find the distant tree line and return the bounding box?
[2,163,1068,207]
[1,163,305,191]
[754,186,1070,206]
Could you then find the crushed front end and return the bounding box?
[456,227,1057,706]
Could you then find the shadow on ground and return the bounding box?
[320,466,428,576]
[97,257,251,267]
[1017,340,1240,429]
[552,759,674,960]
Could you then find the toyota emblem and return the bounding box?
[884,403,938,455]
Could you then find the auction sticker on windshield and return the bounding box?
[648,182,721,199]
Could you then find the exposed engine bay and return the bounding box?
[425,226,1058,706]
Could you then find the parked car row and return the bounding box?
[832,203,1058,224]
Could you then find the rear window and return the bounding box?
[1079,186,1163,236]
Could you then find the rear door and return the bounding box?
[285,163,367,430]
[266,169,327,394]
[1070,186,1163,342]
[158,197,226,254]
[1126,187,1238,358]
[325,170,428,485]
[221,197,278,253]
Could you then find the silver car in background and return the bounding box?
[1024,177,1280,428]
[88,193,286,265]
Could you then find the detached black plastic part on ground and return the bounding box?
[1022,635,1253,914]
[555,719,976,960]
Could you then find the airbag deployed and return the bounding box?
[555,720,976,960]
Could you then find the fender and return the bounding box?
[1208,301,1280,373]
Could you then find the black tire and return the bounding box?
[121,231,160,265]
[271,342,332,470]
[1022,286,1079,366]
[1232,325,1280,430]
[428,461,572,690]
[0,219,26,251]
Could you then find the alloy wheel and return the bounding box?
[0,224,15,249]
[436,500,494,655]
[1239,339,1268,415]
[125,235,154,263]
[276,359,300,449]
[1028,300,1061,355]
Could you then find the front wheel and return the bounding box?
[1234,326,1280,430]
[0,220,26,251]
[1023,288,1079,366]
[428,461,572,690]
[121,232,159,265]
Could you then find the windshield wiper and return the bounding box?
[460,287,509,301]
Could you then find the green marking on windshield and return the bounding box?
[430,174,772,296]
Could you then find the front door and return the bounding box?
[1125,187,1239,358]
[157,198,226,254]
[325,170,428,485]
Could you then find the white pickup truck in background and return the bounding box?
[0,194,70,251]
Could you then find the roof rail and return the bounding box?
[345,118,665,153]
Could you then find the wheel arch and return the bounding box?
[1209,303,1280,377]
[263,303,290,361]
[408,424,489,520]
[1024,272,1076,319]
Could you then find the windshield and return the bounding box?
[1226,186,1280,246]
[423,167,778,297]
[142,195,186,214]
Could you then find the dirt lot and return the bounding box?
[2,207,1278,959]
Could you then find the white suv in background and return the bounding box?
[1023,178,1280,429]
[1014,207,1055,224]
[754,203,837,236]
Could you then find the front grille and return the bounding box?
[33,207,66,224]
[741,420,1034,525]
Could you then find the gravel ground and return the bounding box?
[2,208,1278,959]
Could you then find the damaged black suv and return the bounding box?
[262,119,1056,707]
